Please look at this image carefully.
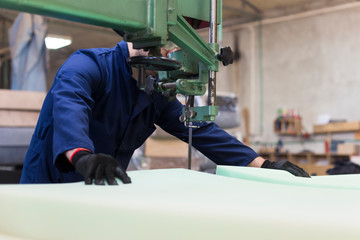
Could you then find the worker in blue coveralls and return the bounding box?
[20,40,310,185]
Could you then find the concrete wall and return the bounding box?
[217,5,360,152]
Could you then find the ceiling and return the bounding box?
[1,0,354,50]
[222,0,355,23]
[0,0,356,87]
[223,0,314,15]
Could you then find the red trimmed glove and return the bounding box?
[72,150,131,185]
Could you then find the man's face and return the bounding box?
[129,42,179,77]
[162,41,180,57]
[146,45,180,77]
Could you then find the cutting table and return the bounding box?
[0,167,360,240]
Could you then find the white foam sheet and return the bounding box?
[0,169,359,240]
[216,165,360,190]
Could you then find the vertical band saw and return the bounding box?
[0,0,234,167]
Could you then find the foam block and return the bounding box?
[0,169,359,240]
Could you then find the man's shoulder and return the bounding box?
[74,45,119,58]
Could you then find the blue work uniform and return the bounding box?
[20,41,259,184]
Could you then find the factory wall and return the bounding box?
[218,5,360,152]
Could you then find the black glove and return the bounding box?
[72,151,132,185]
[261,160,310,178]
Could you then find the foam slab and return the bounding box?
[0,169,360,240]
[216,165,360,190]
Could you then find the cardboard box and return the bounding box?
[145,138,188,158]
[0,90,45,127]
[0,89,45,111]
[350,155,360,165]
[337,143,360,155]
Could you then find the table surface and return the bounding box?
[0,167,360,240]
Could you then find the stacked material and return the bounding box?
[0,127,34,165]
[0,90,45,166]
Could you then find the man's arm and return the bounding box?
[156,99,260,166]
[65,148,78,160]
[51,50,131,184]
[51,52,101,171]
[248,156,265,167]
[156,99,309,177]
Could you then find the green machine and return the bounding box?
[0,0,233,124]
[0,0,233,168]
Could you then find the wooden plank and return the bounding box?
[145,138,188,158]
[355,131,360,140]
[313,121,360,134]
[0,89,46,111]
[0,110,40,127]
[242,107,250,145]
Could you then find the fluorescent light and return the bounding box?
[45,35,72,49]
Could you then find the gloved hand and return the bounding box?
[261,160,310,177]
[72,151,132,185]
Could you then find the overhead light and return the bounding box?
[45,34,72,50]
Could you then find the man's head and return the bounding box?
[127,41,180,78]
[127,41,179,58]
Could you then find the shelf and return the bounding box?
[313,121,360,134]
[259,152,350,161]
[274,118,302,136]
[273,132,300,136]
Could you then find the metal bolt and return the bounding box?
[147,28,153,34]
[179,114,187,122]
[185,110,197,119]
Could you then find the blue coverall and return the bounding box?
[20,41,259,183]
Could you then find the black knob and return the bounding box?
[217,46,234,66]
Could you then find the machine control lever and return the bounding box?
[217,46,234,66]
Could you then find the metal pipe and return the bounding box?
[186,95,195,170]
[137,66,146,89]
[209,0,218,44]
[188,124,192,169]
[160,82,177,90]
[208,71,216,106]
[208,0,217,106]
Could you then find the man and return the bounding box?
[20,41,309,185]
